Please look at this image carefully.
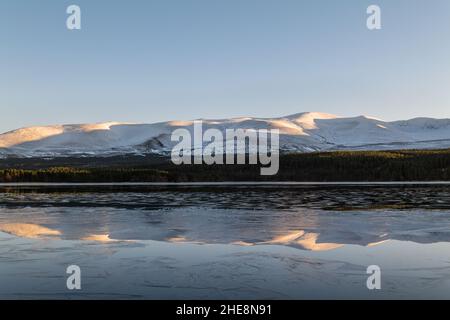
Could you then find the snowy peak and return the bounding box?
[0,125,65,149]
[286,111,339,122]
[1,112,450,157]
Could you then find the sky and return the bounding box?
[1,0,450,133]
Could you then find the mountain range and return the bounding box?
[1,112,450,158]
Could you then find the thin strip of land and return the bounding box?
[0,149,449,182]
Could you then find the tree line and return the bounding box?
[1,149,449,182]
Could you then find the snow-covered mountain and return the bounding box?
[1,112,450,158]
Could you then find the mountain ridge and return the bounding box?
[1,112,450,158]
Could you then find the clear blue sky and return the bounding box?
[1,0,450,132]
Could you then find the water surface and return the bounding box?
[1,185,450,299]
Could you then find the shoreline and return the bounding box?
[1,181,450,187]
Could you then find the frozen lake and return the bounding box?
[1,184,450,299]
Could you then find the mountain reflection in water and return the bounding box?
[1,185,450,299]
[1,185,450,249]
